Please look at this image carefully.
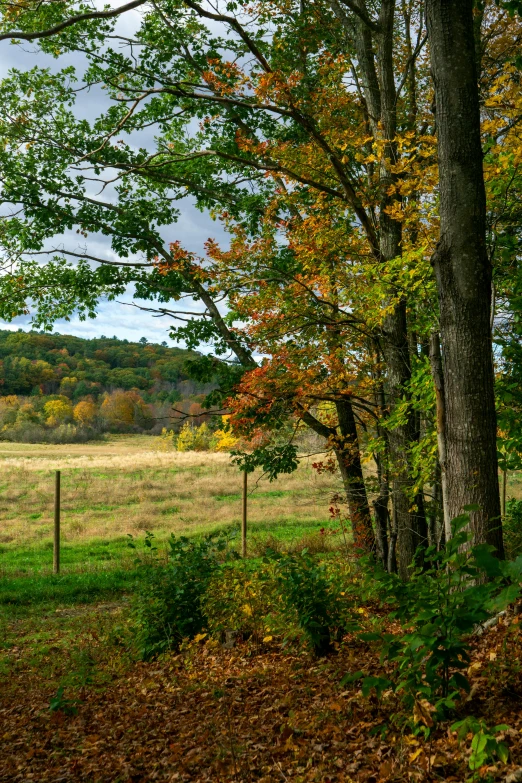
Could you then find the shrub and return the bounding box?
[175,421,213,451]
[0,421,99,443]
[451,716,509,773]
[504,498,522,559]
[193,422,212,450]
[353,513,522,727]
[156,427,176,451]
[268,549,347,656]
[203,560,275,644]
[211,415,239,452]
[175,421,195,451]
[130,532,232,660]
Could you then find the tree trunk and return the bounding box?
[301,407,374,552]
[372,367,391,569]
[381,300,426,576]
[426,0,504,556]
[335,399,375,552]
[349,0,427,578]
[373,451,390,568]
[429,331,450,540]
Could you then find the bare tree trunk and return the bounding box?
[502,467,507,519]
[335,398,375,552]
[373,369,391,569]
[373,451,390,568]
[301,406,375,551]
[426,0,504,556]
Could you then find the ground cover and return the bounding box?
[1,589,522,782]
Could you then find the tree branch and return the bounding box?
[0,0,147,43]
[338,0,380,32]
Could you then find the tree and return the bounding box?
[101,390,140,429]
[426,0,503,555]
[43,398,73,424]
[73,400,97,427]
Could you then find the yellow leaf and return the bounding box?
[263,635,273,643]
[194,633,207,643]
[409,748,423,763]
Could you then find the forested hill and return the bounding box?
[0,330,216,443]
[0,329,206,402]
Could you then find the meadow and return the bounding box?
[0,435,341,579]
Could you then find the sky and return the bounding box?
[0,2,228,347]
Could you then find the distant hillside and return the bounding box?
[0,330,216,443]
[0,329,213,401]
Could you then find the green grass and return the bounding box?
[0,536,136,575]
[0,514,328,576]
[0,568,141,608]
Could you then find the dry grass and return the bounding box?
[0,435,341,549]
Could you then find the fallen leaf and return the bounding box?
[413,699,436,728]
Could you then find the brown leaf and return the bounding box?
[413,698,435,728]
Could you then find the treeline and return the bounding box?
[0,330,215,442]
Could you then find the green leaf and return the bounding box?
[340,671,365,686]
[471,731,488,755]
[450,514,470,536]
[486,583,520,613]
[472,544,503,578]
[361,676,392,699]
[496,742,509,763]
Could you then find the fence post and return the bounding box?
[54,470,60,575]
[242,469,247,558]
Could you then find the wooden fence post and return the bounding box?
[242,469,247,558]
[54,470,60,575]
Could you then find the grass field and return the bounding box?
[0,435,341,578]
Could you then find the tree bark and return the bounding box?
[301,406,375,552]
[429,331,450,540]
[426,0,504,556]
[335,399,375,551]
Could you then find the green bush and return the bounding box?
[268,549,347,656]
[451,716,509,773]
[354,513,522,727]
[130,532,232,660]
[203,560,275,643]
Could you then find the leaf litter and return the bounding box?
[1,605,522,782]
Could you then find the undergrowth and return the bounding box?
[124,511,522,777]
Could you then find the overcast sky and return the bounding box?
[0,3,228,347]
